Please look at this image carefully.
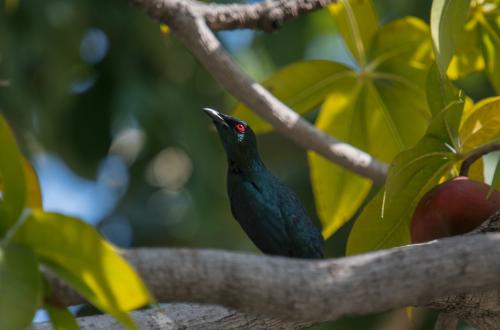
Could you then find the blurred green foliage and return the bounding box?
[0,0,496,329]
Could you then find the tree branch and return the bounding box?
[48,232,500,325]
[132,0,336,32]
[130,0,389,184]
[33,304,310,330]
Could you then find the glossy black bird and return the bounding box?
[203,108,324,259]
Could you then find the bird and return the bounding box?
[203,107,324,259]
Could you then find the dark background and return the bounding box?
[0,0,476,328]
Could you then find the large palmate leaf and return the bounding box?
[0,113,26,234]
[328,0,379,65]
[431,0,472,75]
[310,17,432,238]
[232,61,354,133]
[0,244,41,330]
[14,211,153,330]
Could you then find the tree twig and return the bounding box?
[460,141,500,176]
[130,0,389,184]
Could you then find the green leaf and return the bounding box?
[46,305,79,330]
[232,61,354,133]
[426,63,460,116]
[447,19,485,79]
[0,113,26,234]
[0,244,41,330]
[22,158,43,209]
[347,99,465,255]
[310,17,432,239]
[308,83,371,238]
[14,210,153,330]
[431,0,471,75]
[328,0,379,65]
[481,24,500,94]
[491,155,500,194]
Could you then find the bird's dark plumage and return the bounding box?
[203,108,324,259]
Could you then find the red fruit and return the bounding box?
[411,176,500,243]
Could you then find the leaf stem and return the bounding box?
[460,140,500,176]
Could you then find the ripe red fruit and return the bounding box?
[411,176,500,243]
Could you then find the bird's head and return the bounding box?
[203,108,260,166]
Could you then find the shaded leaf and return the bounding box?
[46,304,79,330]
[481,25,500,94]
[0,244,41,330]
[431,0,472,75]
[329,0,379,65]
[491,155,500,194]
[232,61,354,133]
[426,63,460,116]
[0,113,26,234]
[14,210,153,330]
[22,158,42,209]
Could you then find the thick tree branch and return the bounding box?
[48,232,500,325]
[130,0,389,184]
[132,0,336,32]
[33,304,310,330]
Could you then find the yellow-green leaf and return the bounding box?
[329,0,379,65]
[46,305,79,330]
[0,113,26,234]
[0,244,41,330]
[347,100,465,255]
[460,96,500,150]
[310,17,432,239]
[232,61,354,133]
[447,19,485,79]
[308,83,371,238]
[22,159,42,209]
[431,0,472,75]
[14,211,153,329]
[481,26,500,94]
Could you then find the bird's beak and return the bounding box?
[202,107,229,127]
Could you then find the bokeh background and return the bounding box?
[0,0,480,328]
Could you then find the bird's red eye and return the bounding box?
[235,123,246,133]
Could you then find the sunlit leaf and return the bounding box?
[431,0,472,75]
[328,0,379,65]
[46,304,79,330]
[310,18,432,239]
[347,100,465,255]
[460,96,500,150]
[447,19,485,79]
[0,244,41,330]
[308,83,371,238]
[14,210,153,330]
[0,113,26,234]
[232,61,354,133]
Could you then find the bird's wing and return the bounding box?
[229,179,291,256]
[274,179,324,258]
